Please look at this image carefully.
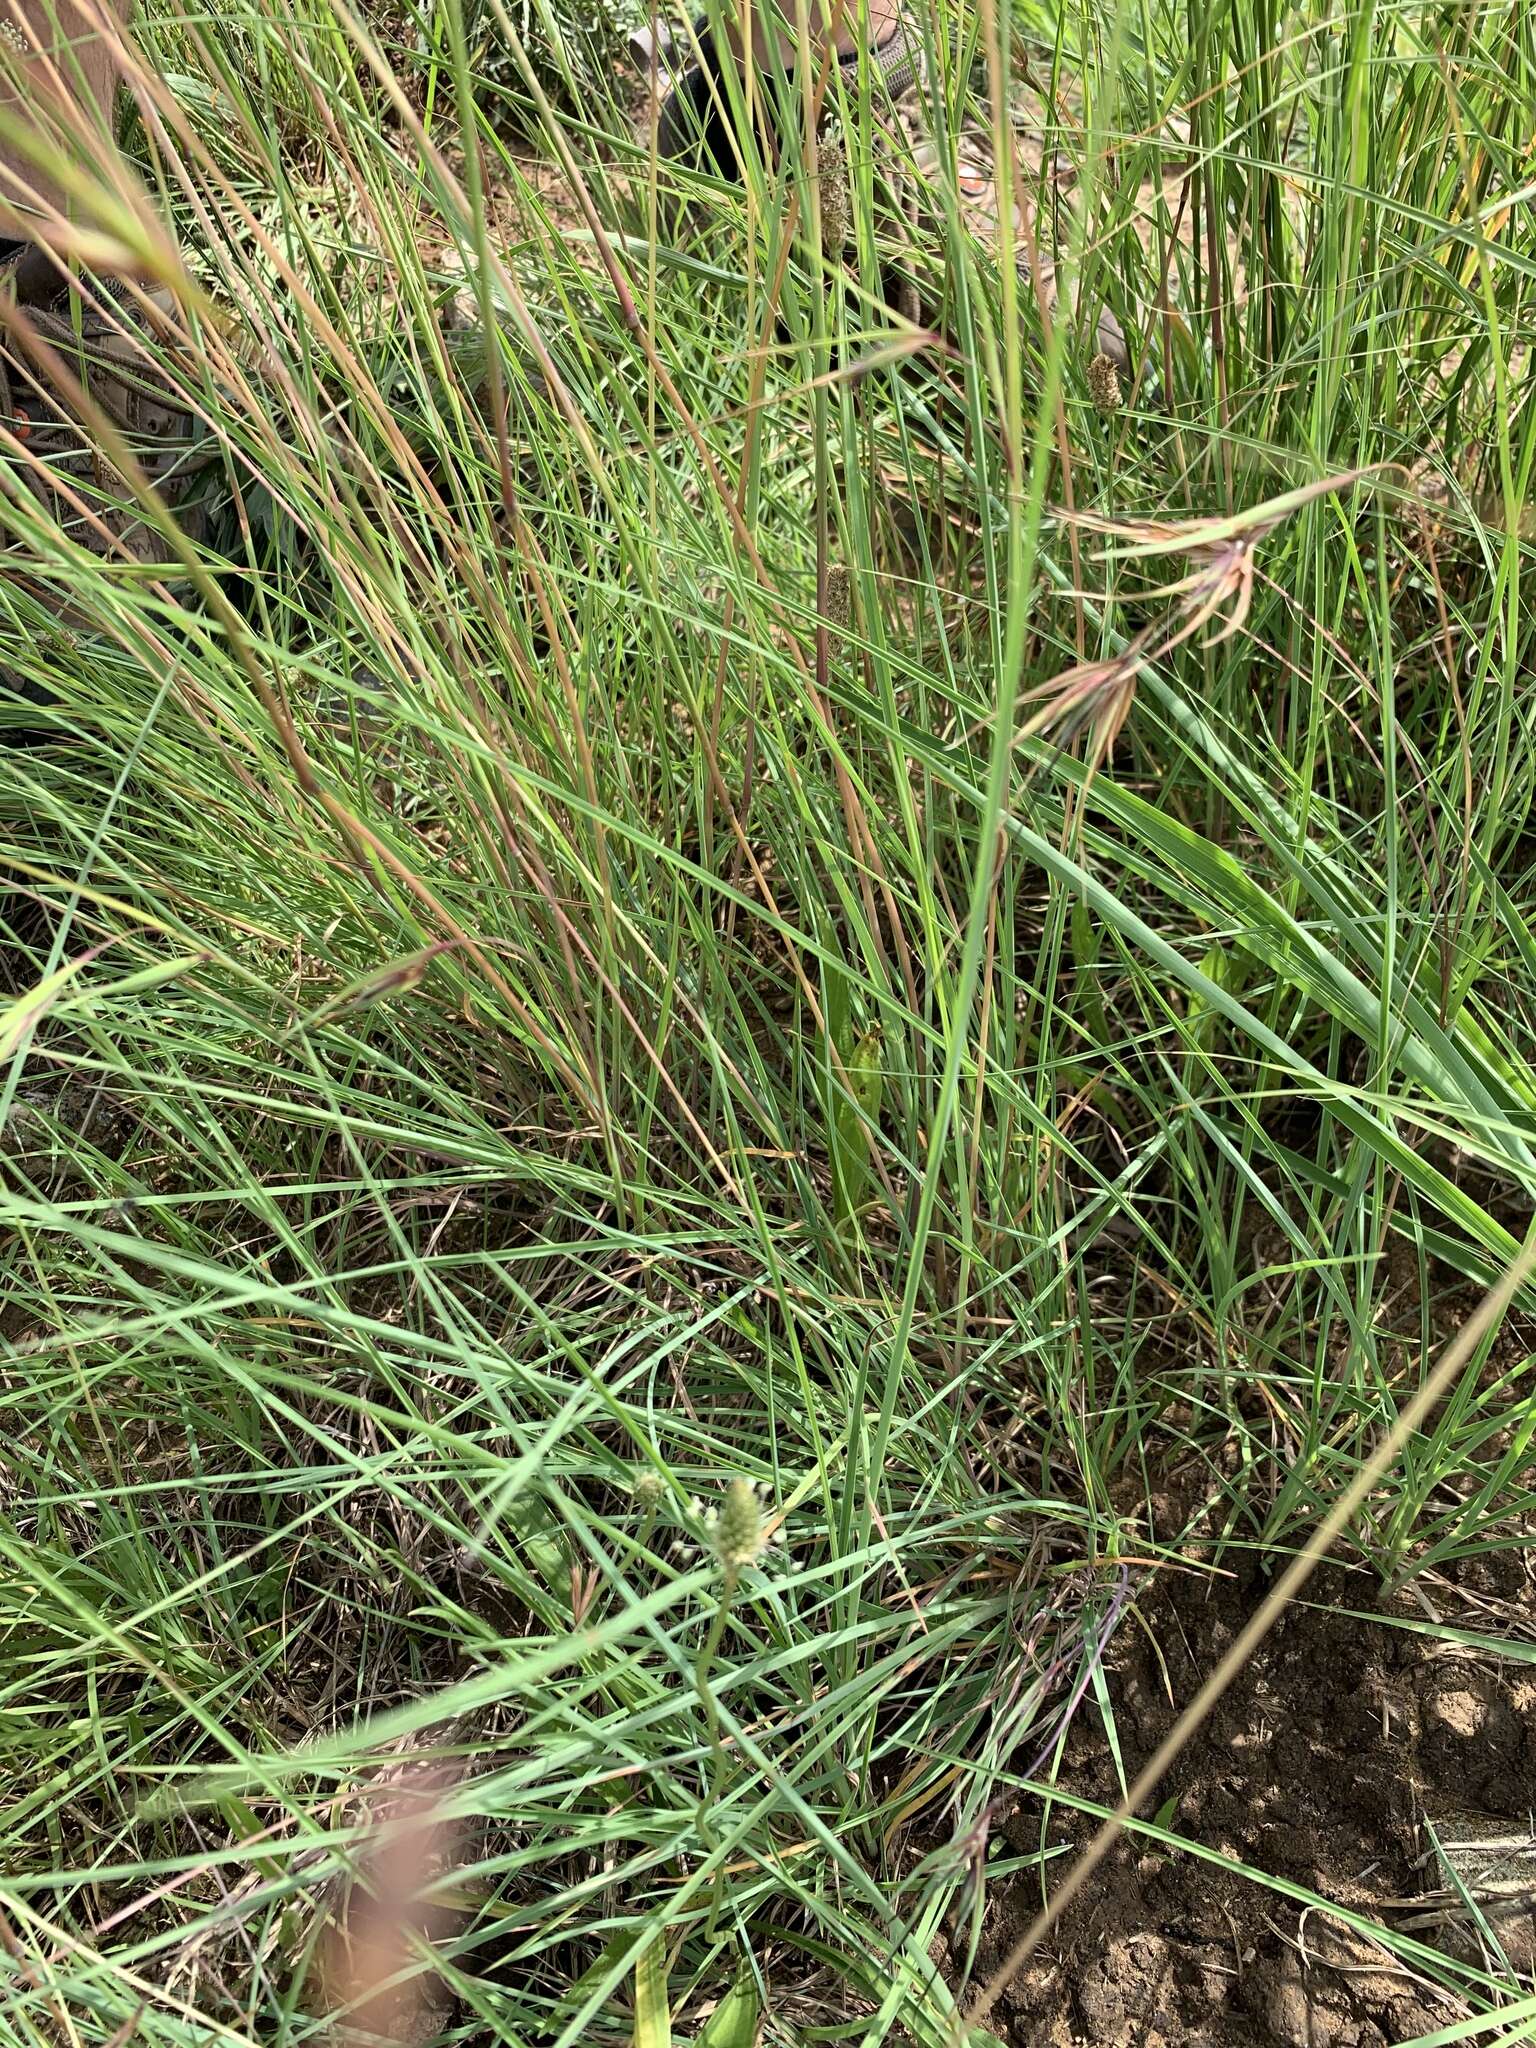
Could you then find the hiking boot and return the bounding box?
[651,10,1137,384]
[0,252,210,567]
[865,65,1135,377]
[645,11,920,177]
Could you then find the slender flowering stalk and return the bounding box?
[631,1464,667,1550]
[692,1481,776,1930]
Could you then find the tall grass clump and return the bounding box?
[1,0,1533,2037]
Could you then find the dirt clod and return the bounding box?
[983,1561,1536,2046]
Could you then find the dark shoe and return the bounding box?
[650,11,920,179]
[649,13,1139,386]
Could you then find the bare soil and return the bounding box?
[977,1551,1536,2047]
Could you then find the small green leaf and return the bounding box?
[504,1493,565,1590]
[694,1970,759,2047]
[633,1938,671,2048]
[832,1023,884,1229]
[550,1928,641,2027]
[524,1535,565,1586]
[1183,942,1232,1062]
[848,1026,884,1119]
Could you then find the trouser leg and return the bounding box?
[0,0,131,249]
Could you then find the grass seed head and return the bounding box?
[706,1479,773,1575]
[824,561,852,630]
[817,130,851,251]
[631,1467,667,1512]
[1088,351,1123,416]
